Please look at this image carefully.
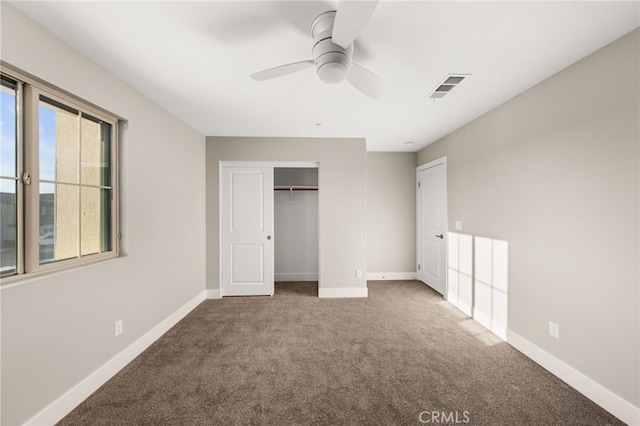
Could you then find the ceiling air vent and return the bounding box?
[427,74,470,100]
[436,84,455,92]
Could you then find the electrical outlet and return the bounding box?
[549,321,559,339]
[356,269,362,278]
[114,319,123,337]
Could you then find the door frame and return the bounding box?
[416,156,448,297]
[219,161,320,296]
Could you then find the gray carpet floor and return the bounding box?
[58,280,623,425]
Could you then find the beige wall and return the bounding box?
[1,4,206,425]
[418,29,639,407]
[366,152,417,274]
[206,137,367,292]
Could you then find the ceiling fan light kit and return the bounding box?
[312,11,353,84]
[250,0,386,99]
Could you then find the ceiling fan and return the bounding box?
[250,1,386,99]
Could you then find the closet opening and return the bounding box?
[274,167,319,297]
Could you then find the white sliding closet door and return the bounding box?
[221,166,274,296]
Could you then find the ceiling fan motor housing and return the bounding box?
[311,11,354,84]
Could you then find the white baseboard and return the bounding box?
[490,320,508,341]
[446,291,457,303]
[275,272,319,282]
[366,272,416,281]
[25,291,206,426]
[507,331,640,426]
[457,301,472,317]
[447,296,472,317]
[472,308,492,331]
[206,289,222,299]
[318,286,368,298]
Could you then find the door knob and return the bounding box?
[435,234,444,239]
[267,235,272,240]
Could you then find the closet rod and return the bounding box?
[274,186,318,191]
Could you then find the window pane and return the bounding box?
[101,188,112,252]
[81,187,112,255]
[1,178,17,276]
[81,115,111,187]
[39,98,79,183]
[1,80,17,178]
[39,182,79,264]
[1,78,18,277]
[81,186,99,255]
[39,182,55,263]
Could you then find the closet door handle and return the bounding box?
[267,235,272,240]
[435,234,444,239]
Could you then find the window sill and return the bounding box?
[0,251,120,290]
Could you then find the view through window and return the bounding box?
[38,97,113,265]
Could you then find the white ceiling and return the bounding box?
[10,1,639,152]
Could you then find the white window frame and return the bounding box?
[0,66,120,285]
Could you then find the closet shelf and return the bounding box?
[274,186,318,191]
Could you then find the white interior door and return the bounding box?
[221,166,274,296]
[417,159,447,296]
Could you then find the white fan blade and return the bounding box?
[250,60,314,81]
[332,0,379,49]
[347,63,386,99]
